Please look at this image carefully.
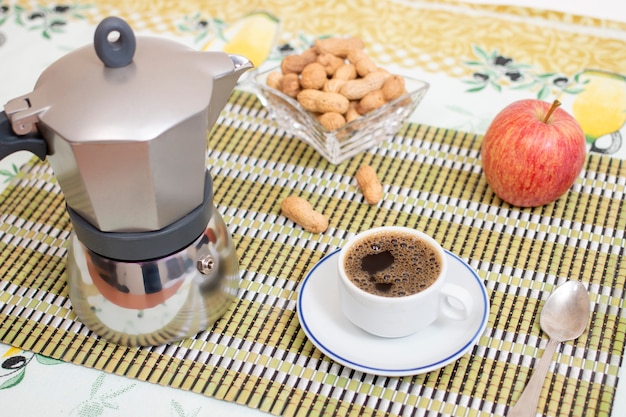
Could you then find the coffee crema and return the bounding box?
[343,230,442,297]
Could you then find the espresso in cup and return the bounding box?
[337,226,473,338]
[342,230,442,297]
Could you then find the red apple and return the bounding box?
[481,99,586,207]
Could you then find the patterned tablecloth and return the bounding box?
[0,1,625,416]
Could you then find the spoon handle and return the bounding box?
[507,337,559,417]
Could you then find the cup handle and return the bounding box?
[440,283,474,321]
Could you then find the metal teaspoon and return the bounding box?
[508,280,591,417]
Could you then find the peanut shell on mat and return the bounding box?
[356,164,383,204]
[281,196,329,233]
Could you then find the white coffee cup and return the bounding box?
[337,226,473,338]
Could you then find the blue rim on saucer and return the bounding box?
[296,249,490,377]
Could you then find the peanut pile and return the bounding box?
[267,37,407,131]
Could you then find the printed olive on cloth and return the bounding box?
[0,91,624,416]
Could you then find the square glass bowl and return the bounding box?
[254,67,429,164]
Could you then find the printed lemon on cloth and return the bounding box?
[203,11,280,69]
[572,69,626,142]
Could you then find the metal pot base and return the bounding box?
[66,217,240,346]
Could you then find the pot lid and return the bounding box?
[5,17,239,143]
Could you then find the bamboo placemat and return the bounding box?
[0,90,624,416]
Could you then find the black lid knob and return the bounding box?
[94,16,136,68]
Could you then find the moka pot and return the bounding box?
[0,17,253,346]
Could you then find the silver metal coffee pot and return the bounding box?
[0,17,252,346]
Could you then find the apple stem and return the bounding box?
[543,100,561,123]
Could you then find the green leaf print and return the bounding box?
[35,354,64,365]
[463,45,587,99]
[0,368,25,390]
[171,399,202,417]
[70,373,136,417]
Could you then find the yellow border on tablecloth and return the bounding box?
[9,0,626,78]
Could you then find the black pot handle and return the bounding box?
[94,16,136,68]
[0,111,48,161]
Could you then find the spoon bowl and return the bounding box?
[540,280,591,341]
[508,280,591,417]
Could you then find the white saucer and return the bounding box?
[297,249,490,377]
